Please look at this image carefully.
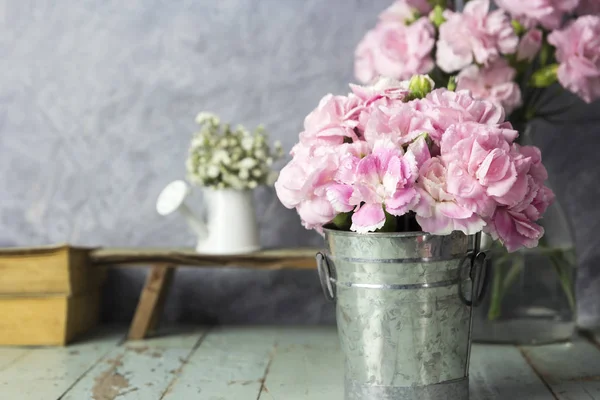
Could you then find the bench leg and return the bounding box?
[127,264,175,340]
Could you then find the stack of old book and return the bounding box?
[0,244,105,345]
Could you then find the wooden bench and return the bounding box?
[90,248,318,340]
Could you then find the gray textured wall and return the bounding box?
[0,0,599,327]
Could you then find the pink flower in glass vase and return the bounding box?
[354,18,435,83]
[456,59,523,114]
[379,0,432,24]
[436,0,518,73]
[576,0,600,16]
[487,208,545,252]
[495,0,579,30]
[548,16,600,104]
[414,157,486,235]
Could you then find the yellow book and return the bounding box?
[0,244,104,295]
[0,244,105,345]
[0,291,101,346]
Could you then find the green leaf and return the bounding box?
[511,19,526,36]
[331,212,352,231]
[530,64,558,88]
[377,211,398,233]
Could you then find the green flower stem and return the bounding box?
[488,260,505,320]
[487,254,523,321]
[549,250,576,312]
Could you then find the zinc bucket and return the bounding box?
[316,229,487,400]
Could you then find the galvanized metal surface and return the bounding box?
[321,230,480,400]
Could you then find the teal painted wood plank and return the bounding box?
[259,326,343,400]
[162,327,278,400]
[469,345,553,400]
[126,326,207,349]
[521,339,600,399]
[0,348,29,371]
[0,328,123,400]
[62,329,206,400]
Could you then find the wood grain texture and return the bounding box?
[162,327,278,400]
[90,247,318,269]
[62,329,205,400]
[128,265,175,340]
[521,339,600,399]
[259,327,343,400]
[0,328,122,400]
[470,345,553,400]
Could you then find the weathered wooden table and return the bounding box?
[0,325,599,399]
[90,248,318,340]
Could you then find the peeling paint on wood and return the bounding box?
[62,330,205,400]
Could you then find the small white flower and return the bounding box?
[238,157,257,169]
[207,165,220,178]
[239,169,250,180]
[195,112,220,125]
[248,180,258,189]
[241,137,254,151]
[251,168,262,178]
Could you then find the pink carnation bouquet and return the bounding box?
[275,75,554,253]
[355,0,600,115]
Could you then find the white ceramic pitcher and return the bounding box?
[156,180,260,255]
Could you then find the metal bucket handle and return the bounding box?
[315,249,489,306]
[458,250,489,307]
[316,252,336,301]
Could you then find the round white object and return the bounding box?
[156,180,190,215]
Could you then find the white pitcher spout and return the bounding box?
[156,180,209,239]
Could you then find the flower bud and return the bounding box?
[408,74,435,99]
[429,5,446,28]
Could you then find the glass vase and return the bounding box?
[472,125,577,344]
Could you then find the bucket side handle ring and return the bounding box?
[459,251,490,307]
[316,252,336,302]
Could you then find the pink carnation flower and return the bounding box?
[517,29,543,62]
[379,0,433,23]
[275,142,368,230]
[363,103,435,147]
[486,208,545,252]
[354,17,435,83]
[548,16,600,104]
[414,157,486,235]
[327,144,419,233]
[577,0,600,16]
[495,0,579,30]
[456,59,523,114]
[441,122,521,218]
[417,89,508,144]
[299,94,362,145]
[483,144,553,252]
[436,0,518,73]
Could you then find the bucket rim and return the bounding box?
[323,226,464,239]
